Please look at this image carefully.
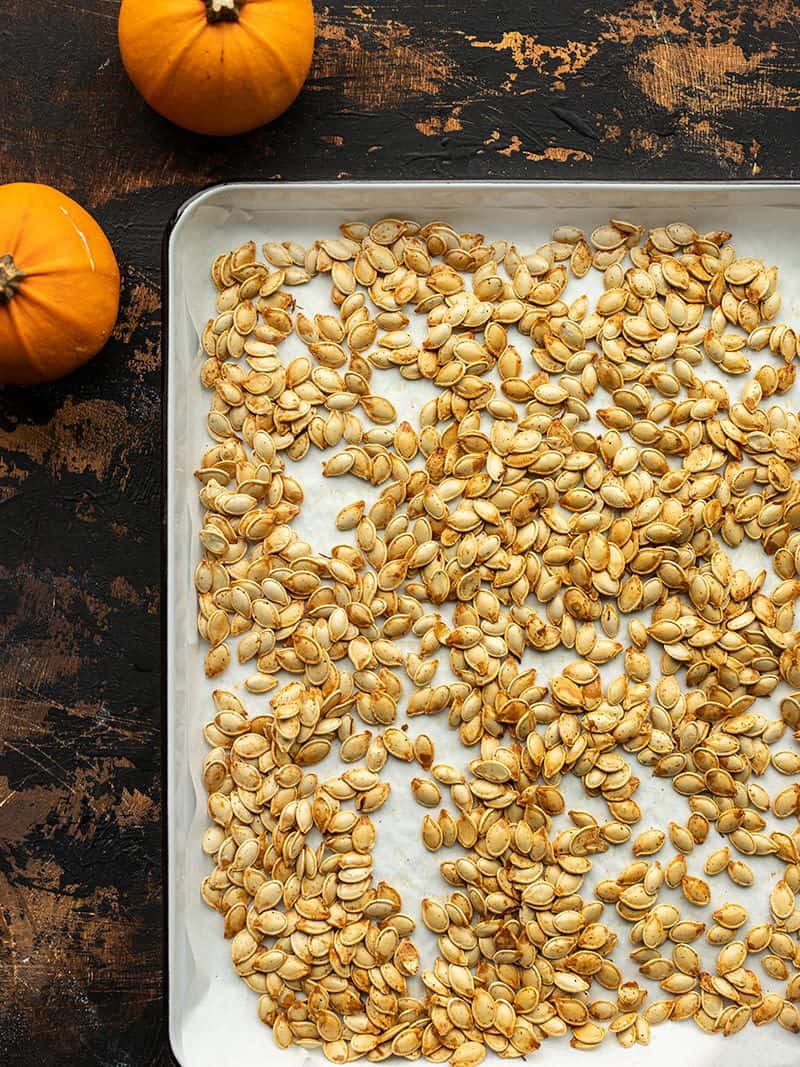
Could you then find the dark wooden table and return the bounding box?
[0,1,798,1063]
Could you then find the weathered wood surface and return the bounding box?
[0,1,798,1063]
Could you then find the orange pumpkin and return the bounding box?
[0,183,120,385]
[118,0,316,137]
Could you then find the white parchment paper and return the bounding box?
[167,183,800,1067]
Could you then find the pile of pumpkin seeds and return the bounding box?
[197,217,800,1060]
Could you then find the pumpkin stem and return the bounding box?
[0,254,24,303]
[205,0,244,22]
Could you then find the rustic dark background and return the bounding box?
[0,1,798,1064]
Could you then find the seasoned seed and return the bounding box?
[669,822,695,854]
[714,903,748,930]
[728,860,755,887]
[770,880,795,921]
[383,727,414,762]
[633,829,666,856]
[422,815,443,851]
[450,1041,485,1067]
[704,848,730,877]
[411,778,442,808]
[413,733,435,770]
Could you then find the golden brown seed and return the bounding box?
[411,778,442,808]
[450,1041,485,1067]
[714,903,748,930]
[422,815,443,851]
[633,829,666,856]
[728,860,755,887]
[421,898,450,933]
[669,822,695,854]
[665,855,687,889]
[413,733,435,770]
[770,880,795,921]
[704,848,730,876]
[681,875,711,907]
[383,726,414,762]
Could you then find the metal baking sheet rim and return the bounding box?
[163,181,800,1067]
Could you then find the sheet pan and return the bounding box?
[166,182,800,1067]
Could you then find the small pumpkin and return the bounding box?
[118,0,315,137]
[0,183,120,385]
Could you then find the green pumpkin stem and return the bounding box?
[0,254,24,303]
[205,0,244,22]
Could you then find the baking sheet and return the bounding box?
[166,182,800,1067]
